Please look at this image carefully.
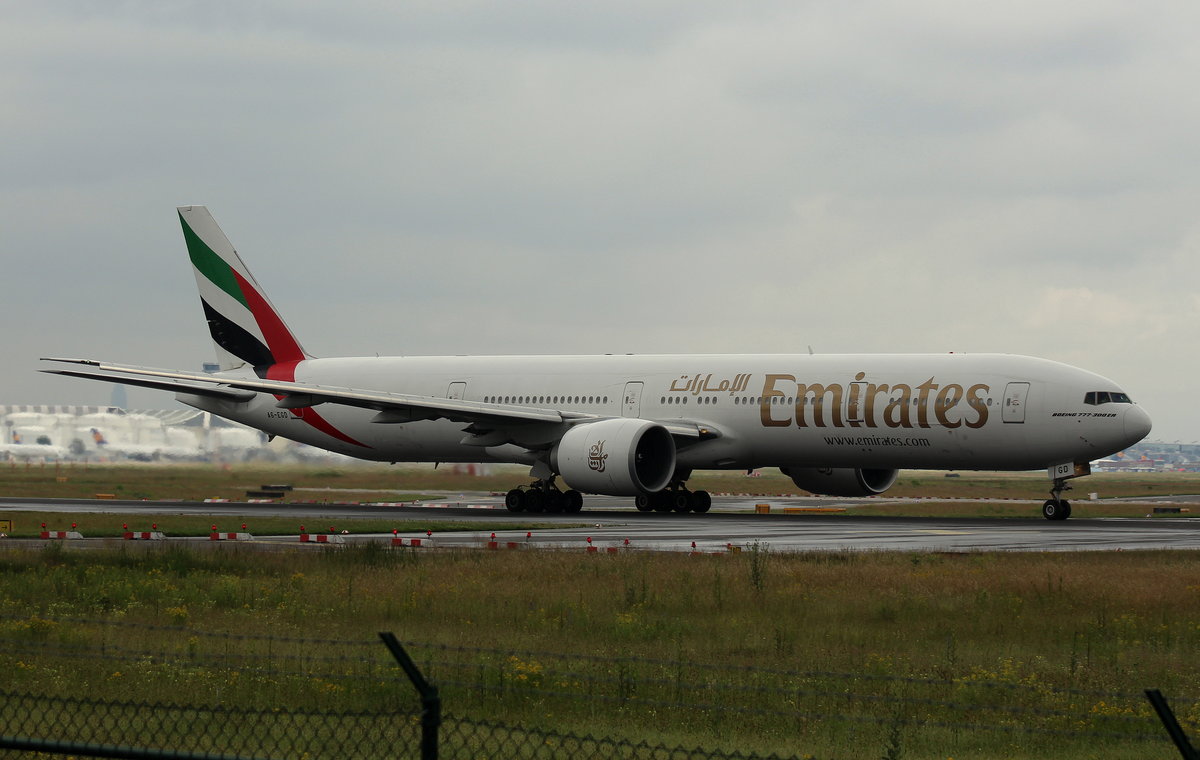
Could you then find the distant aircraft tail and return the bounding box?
[177,206,309,372]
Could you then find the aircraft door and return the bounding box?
[846,381,868,425]
[1002,382,1029,423]
[447,382,467,400]
[622,382,643,418]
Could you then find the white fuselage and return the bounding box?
[180,352,1150,473]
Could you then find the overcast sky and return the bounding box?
[3,1,1197,442]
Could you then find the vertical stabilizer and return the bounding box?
[177,206,309,372]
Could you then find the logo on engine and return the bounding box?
[588,440,608,472]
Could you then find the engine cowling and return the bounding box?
[782,467,899,497]
[552,419,675,496]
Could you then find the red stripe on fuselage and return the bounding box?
[264,362,369,449]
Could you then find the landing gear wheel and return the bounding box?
[564,490,584,513]
[525,490,544,513]
[1042,499,1071,521]
[1044,476,1074,521]
[672,491,692,513]
[544,491,565,513]
[505,489,525,512]
[652,492,673,512]
[634,494,653,512]
[691,490,712,514]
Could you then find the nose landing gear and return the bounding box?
[1042,477,1073,521]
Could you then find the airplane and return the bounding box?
[86,428,199,461]
[42,206,1152,520]
[0,431,69,461]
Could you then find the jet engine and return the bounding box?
[552,418,675,496]
[782,467,899,497]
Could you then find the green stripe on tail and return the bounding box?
[179,212,247,308]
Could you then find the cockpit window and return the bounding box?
[1084,391,1132,405]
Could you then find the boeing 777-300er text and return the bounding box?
[43,207,1152,519]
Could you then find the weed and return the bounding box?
[880,716,905,760]
[747,541,769,592]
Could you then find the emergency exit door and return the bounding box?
[1002,382,1029,423]
[622,382,643,418]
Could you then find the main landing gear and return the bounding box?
[634,482,712,514]
[505,479,583,514]
[1042,477,1072,521]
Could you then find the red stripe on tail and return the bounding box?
[233,270,305,364]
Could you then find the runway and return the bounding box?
[3,492,1200,553]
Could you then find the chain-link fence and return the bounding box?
[0,690,419,759]
[0,615,1189,759]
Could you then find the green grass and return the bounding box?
[0,510,557,538]
[0,544,1194,758]
[4,461,1200,505]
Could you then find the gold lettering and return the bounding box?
[797,383,844,427]
[884,384,912,428]
[846,372,866,428]
[915,377,938,428]
[759,374,794,427]
[934,383,964,428]
[865,382,889,427]
[965,383,990,429]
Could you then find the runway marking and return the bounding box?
[914,529,973,535]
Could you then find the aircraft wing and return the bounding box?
[40,358,708,439]
[46,368,258,402]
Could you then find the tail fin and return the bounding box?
[177,206,309,372]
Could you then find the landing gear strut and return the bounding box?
[506,478,583,514]
[1042,477,1073,521]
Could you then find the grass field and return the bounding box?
[2,464,1199,757]
[3,460,1200,506]
[1,542,1197,758]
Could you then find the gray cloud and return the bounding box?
[3,1,1196,439]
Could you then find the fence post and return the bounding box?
[380,632,441,760]
[1145,689,1200,760]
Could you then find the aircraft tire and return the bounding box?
[544,491,565,513]
[672,492,692,513]
[1042,499,1071,521]
[652,492,673,512]
[691,490,712,514]
[634,494,653,512]
[564,490,584,513]
[525,490,544,513]
[505,489,524,512]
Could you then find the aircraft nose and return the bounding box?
[1123,405,1152,444]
